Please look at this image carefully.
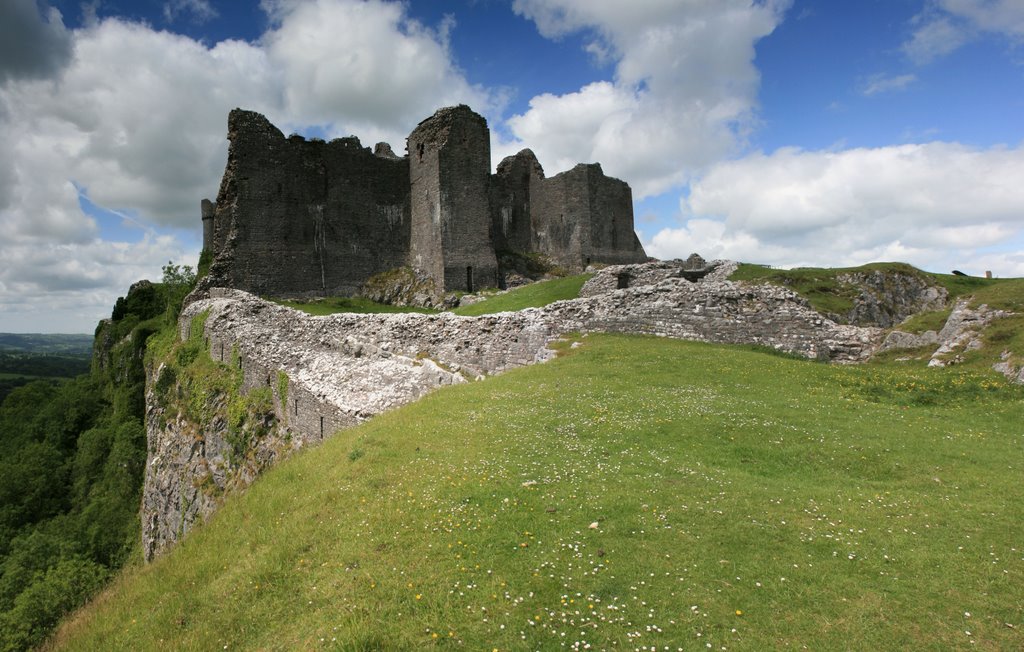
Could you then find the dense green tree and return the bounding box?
[0,442,67,536]
[0,262,199,646]
[0,556,107,652]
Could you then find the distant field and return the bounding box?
[0,351,92,402]
[0,332,94,355]
[51,334,1024,650]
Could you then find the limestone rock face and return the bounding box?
[927,299,1010,367]
[880,329,940,351]
[993,351,1024,384]
[835,270,948,327]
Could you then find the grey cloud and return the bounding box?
[163,0,219,24]
[0,0,72,83]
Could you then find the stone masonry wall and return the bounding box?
[408,106,498,293]
[206,109,410,298]
[532,164,647,269]
[203,105,646,299]
[490,149,544,255]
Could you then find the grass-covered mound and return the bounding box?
[272,296,437,316]
[50,335,1023,650]
[730,262,1021,315]
[274,273,593,318]
[732,263,1024,370]
[452,274,592,316]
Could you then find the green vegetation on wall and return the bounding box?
[149,311,279,470]
[452,273,592,316]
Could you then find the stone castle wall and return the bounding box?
[206,110,410,298]
[489,153,647,270]
[202,105,647,299]
[409,106,499,292]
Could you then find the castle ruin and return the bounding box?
[200,105,647,297]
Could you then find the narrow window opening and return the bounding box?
[237,356,242,369]
[219,342,224,361]
[466,266,474,293]
[294,399,298,416]
[319,416,324,439]
[586,256,591,266]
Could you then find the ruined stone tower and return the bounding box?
[408,105,498,293]
[200,105,646,299]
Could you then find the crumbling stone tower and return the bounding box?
[408,106,498,293]
[490,150,645,270]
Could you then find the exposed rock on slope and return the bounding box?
[835,270,947,327]
[926,299,1011,368]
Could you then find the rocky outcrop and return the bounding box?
[359,266,450,309]
[880,297,1020,381]
[993,351,1024,384]
[834,270,947,327]
[927,299,1011,367]
[880,329,940,351]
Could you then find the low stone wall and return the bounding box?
[579,259,738,297]
[189,276,877,435]
[558,277,877,362]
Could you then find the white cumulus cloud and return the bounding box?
[0,0,498,332]
[904,0,1024,64]
[647,142,1024,276]
[505,0,790,198]
[262,0,493,142]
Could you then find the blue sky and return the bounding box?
[1,0,1022,332]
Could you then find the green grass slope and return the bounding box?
[272,296,437,316]
[274,273,592,318]
[452,274,592,316]
[51,335,1023,650]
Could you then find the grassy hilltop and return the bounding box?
[47,263,1024,651]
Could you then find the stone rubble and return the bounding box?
[993,350,1024,384]
[926,299,1011,367]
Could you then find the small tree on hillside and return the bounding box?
[161,261,197,321]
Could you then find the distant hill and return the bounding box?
[0,334,94,402]
[0,333,94,355]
